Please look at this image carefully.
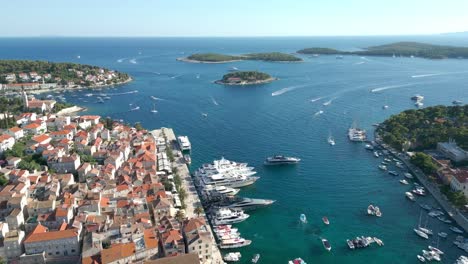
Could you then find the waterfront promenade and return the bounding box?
[374,136,468,233]
[151,128,224,264]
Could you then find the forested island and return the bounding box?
[0,60,131,92]
[179,52,302,63]
[377,105,468,152]
[298,42,468,59]
[215,71,276,85]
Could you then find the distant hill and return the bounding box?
[180,52,302,63]
[298,42,468,59]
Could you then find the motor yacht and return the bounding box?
[264,155,300,165]
[211,208,249,225]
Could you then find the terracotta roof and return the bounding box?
[9,127,22,133]
[184,217,207,233]
[0,134,12,142]
[24,123,41,129]
[454,169,468,183]
[50,129,71,135]
[82,255,101,264]
[25,224,78,243]
[144,229,158,249]
[32,134,49,143]
[161,229,183,244]
[101,242,135,264]
[81,115,100,120]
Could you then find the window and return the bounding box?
[71,249,75,253]
[56,252,60,255]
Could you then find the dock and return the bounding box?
[151,128,224,264]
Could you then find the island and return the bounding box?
[0,60,131,93]
[298,42,468,59]
[178,52,302,63]
[215,71,277,85]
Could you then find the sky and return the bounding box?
[2,0,468,37]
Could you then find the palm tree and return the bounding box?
[194,206,204,217]
[175,210,185,223]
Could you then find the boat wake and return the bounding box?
[108,90,138,96]
[322,97,336,106]
[310,97,323,102]
[211,96,219,106]
[170,74,182,79]
[354,61,365,65]
[129,58,137,64]
[411,71,468,78]
[370,83,416,93]
[150,96,164,101]
[271,84,309,96]
[117,58,126,63]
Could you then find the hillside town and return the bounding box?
[0,93,221,263]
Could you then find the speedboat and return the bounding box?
[346,239,355,249]
[202,113,208,117]
[327,136,336,146]
[321,238,331,251]
[367,204,381,217]
[224,252,241,262]
[373,151,379,158]
[265,155,300,165]
[322,216,329,225]
[414,228,429,239]
[382,105,389,109]
[437,232,447,238]
[400,179,409,185]
[415,102,424,108]
[450,226,464,234]
[406,192,416,201]
[373,237,384,246]
[130,106,140,111]
[413,188,426,196]
[411,94,424,101]
[453,100,463,105]
[184,154,191,165]
[365,144,374,150]
[417,255,426,262]
[251,254,260,263]
[428,246,444,255]
[300,214,307,224]
[288,258,307,264]
[378,165,388,171]
[418,227,433,236]
[388,171,399,176]
[404,173,414,179]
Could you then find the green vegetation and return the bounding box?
[219,71,272,84]
[53,102,74,112]
[194,206,204,217]
[0,174,8,186]
[3,141,26,158]
[377,105,468,151]
[441,185,468,208]
[0,60,130,84]
[410,152,438,174]
[0,97,25,129]
[185,52,301,62]
[297,47,346,55]
[186,53,242,62]
[297,42,468,59]
[244,52,302,62]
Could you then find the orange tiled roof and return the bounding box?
[9,127,22,133]
[0,134,12,142]
[50,129,71,135]
[32,134,49,143]
[24,123,41,129]
[25,225,78,243]
[101,242,135,264]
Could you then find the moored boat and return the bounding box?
[322,216,329,225]
[251,254,260,263]
[428,246,444,255]
[406,192,416,201]
[321,238,331,251]
[404,172,414,179]
[223,252,242,262]
[450,226,464,234]
[417,255,426,262]
[264,155,300,165]
[437,232,447,238]
[219,238,252,249]
[414,228,429,239]
[400,179,409,185]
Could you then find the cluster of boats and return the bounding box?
[346,236,384,250]
[367,204,382,217]
[214,224,251,249]
[411,94,425,108]
[348,127,367,142]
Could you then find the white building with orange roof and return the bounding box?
[23,122,46,135]
[23,223,81,258]
[50,129,73,141]
[0,134,15,153]
[6,126,24,140]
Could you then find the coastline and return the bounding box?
[25,77,133,95]
[214,77,278,86]
[56,105,87,116]
[176,57,243,64]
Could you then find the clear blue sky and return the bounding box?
[3,0,468,37]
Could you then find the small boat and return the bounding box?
[419,204,432,211]
[373,237,384,246]
[184,154,191,165]
[130,106,140,111]
[378,165,388,171]
[400,179,409,185]
[417,255,426,262]
[418,227,433,236]
[437,216,452,224]
[428,246,444,255]
[388,171,399,176]
[336,55,344,59]
[327,136,336,146]
[382,105,389,109]
[224,252,242,262]
[300,214,307,224]
[202,113,208,117]
[450,226,464,234]
[414,228,429,239]
[411,94,424,101]
[365,144,374,150]
[322,216,329,225]
[346,239,355,249]
[437,232,447,238]
[321,238,331,251]
[404,173,414,179]
[373,151,379,158]
[452,100,463,105]
[251,254,260,263]
[150,103,158,113]
[413,188,426,196]
[406,192,416,201]
[415,102,424,108]
[288,258,307,264]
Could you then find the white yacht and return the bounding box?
[219,238,252,249]
[195,158,259,188]
[212,208,249,225]
[411,94,424,101]
[205,185,240,196]
[224,252,242,262]
[406,192,416,201]
[197,172,259,188]
[177,136,191,151]
[415,101,424,108]
[348,126,367,142]
[224,197,275,211]
[404,172,414,179]
[414,228,429,239]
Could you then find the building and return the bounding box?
[144,253,200,264]
[23,223,81,258]
[437,140,468,163]
[0,134,15,153]
[183,218,213,262]
[48,154,81,173]
[3,230,25,260]
[450,169,468,197]
[6,208,25,230]
[50,129,73,141]
[100,242,136,264]
[159,229,185,257]
[7,126,24,140]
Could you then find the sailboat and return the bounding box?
[150,103,158,113]
[414,211,429,239]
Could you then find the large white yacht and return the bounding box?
[204,185,240,196]
[219,238,252,249]
[348,127,367,142]
[211,208,250,225]
[177,136,191,151]
[195,158,259,188]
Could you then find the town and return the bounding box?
[0,92,222,264]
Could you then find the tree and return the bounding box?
[194,206,204,217]
[17,160,41,171]
[410,152,438,174]
[134,122,143,131]
[0,174,8,186]
[175,210,185,223]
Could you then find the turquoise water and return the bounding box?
[2,37,468,263]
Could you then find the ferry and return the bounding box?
[321,238,332,251]
[264,155,300,165]
[177,136,191,151]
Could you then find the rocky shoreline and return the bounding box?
[26,77,133,95]
[176,57,243,64]
[214,77,278,86]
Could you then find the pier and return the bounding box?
[374,131,468,233]
[151,128,224,264]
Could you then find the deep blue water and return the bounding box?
[1,36,468,263]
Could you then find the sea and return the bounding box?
[1,36,468,263]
